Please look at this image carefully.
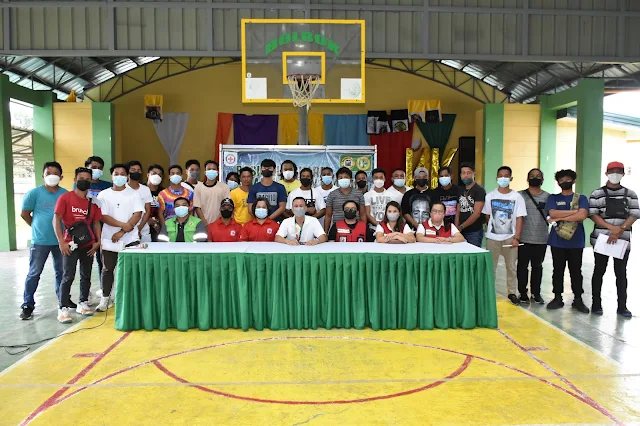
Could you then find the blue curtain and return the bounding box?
[324,114,369,146]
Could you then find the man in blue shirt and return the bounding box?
[20,161,68,320]
[546,169,590,313]
[248,159,287,221]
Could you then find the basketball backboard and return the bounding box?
[241,19,365,104]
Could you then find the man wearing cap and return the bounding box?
[589,161,639,317]
[401,167,432,230]
[157,197,208,243]
[207,198,243,242]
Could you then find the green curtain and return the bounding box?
[416,114,456,160]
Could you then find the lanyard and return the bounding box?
[295,219,305,242]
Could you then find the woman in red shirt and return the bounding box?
[416,202,466,244]
[375,201,415,244]
[240,198,279,242]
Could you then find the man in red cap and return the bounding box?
[206,198,243,242]
[588,161,639,317]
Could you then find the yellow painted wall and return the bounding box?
[502,104,541,191]
[53,104,92,190]
[475,108,484,184]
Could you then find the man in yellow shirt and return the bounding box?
[231,167,254,225]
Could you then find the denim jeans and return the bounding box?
[59,246,94,307]
[463,228,484,248]
[22,244,63,309]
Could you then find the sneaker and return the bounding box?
[617,308,632,318]
[508,294,520,305]
[95,296,110,312]
[20,306,34,320]
[532,294,545,304]
[546,298,564,310]
[591,304,603,315]
[57,307,72,324]
[76,302,94,316]
[519,294,530,304]
[96,289,103,298]
[572,299,590,314]
[108,296,115,309]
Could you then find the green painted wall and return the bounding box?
[483,103,505,189]
[539,95,557,193]
[92,103,115,179]
[0,76,17,251]
[32,92,56,187]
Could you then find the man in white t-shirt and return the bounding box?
[96,164,144,312]
[286,168,326,219]
[126,160,153,243]
[313,167,338,224]
[364,168,391,230]
[385,168,411,205]
[276,197,328,245]
[481,166,527,305]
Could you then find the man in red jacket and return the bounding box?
[328,201,375,242]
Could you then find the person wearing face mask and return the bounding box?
[240,198,280,242]
[146,164,165,242]
[231,167,255,225]
[313,167,338,225]
[355,171,368,194]
[589,162,639,317]
[432,166,462,227]
[158,164,194,229]
[385,169,411,205]
[226,172,240,191]
[248,159,287,221]
[416,202,466,244]
[375,201,416,244]
[53,167,104,323]
[516,168,550,304]
[328,201,375,242]
[158,197,208,243]
[275,197,327,245]
[544,169,590,313]
[364,168,391,230]
[19,162,68,320]
[126,160,153,243]
[455,163,486,247]
[206,198,243,242]
[324,167,367,233]
[286,168,326,219]
[83,156,112,201]
[401,167,432,230]
[194,160,230,225]
[278,160,301,195]
[95,164,144,312]
[481,166,527,306]
[182,159,201,191]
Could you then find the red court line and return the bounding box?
[19,331,131,426]
[72,353,101,358]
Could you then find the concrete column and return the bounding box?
[538,95,557,193]
[92,103,115,177]
[32,92,56,187]
[0,75,16,251]
[483,103,504,189]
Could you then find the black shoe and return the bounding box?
[591,304,603,315]
[572,299,590,314]
[547,298,564,310]
[532,294,545,304]
[20,306,34,320]
[519,294,530,304]
[617,308,633,318]
[64,300,77,309]
[508,294,520,305]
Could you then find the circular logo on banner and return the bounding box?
[341,156,354,169]
[356,156,371,171]
[224,152,238,167]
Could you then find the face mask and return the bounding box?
[262,170,273,178]
[393,178,405,187]
[528,178,542,187]
[387,212,400,222]
[344,209,357,220]
[322,175,333,186]
[188,171,200,180]
[220,209,233,219]
[205,170,218,180]
[356,180,367,189]
[44,175,60,187]
[283,170,294,180]
[129,172,142,181]
[148,174,162,186]
[169,175,182,185]
[299,178,311,188]
[608,173,623,185]
[462,177,474,185]
[255,208,268,219]
[76,179,91,191]
[91,169,103,180]
[559,181,573,190]
[497,177,511,188]
[415,178,428,188]
[373,179,385,189]
[439,176,451,187]
[227,180,239,190]
[293,207,306,217]
[113,175,127,187]
[175,206,189,218]
[338,178,351,189]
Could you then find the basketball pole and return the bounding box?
[297,106,309,145]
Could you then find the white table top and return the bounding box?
[123,242,487,255]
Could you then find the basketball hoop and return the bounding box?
[287,73,321,110]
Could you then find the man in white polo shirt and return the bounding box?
[275,197,328,246]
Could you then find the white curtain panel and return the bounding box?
[153,112,189,165]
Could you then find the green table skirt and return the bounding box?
[115,251,497,331]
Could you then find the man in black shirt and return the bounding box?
[455,162,486,247]
[401,167,432,230]
[432,166,463,226]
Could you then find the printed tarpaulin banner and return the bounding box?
[220,145,377,188]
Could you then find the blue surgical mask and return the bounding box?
[112,175,127,187]
[227,180,239,190]
[393,178,405,187]
[497,177,511,188]
[439,176,451,187]
[92,169,103,180]
[175,206,189,218]
[338,178,351,189]
[321,175,333,186]
[170,175,182,185]
[205,170,219,180]
[255,208,268,219]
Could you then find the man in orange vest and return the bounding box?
[328,201,375,242]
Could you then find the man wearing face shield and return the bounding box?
[589,161,640,317]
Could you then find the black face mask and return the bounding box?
[559,181,573,190]
[129,172,142,181]
[356,180,367,189]
[76,180,91,191]
[344,209,357,220]
[220,210,233,219]
[528,178,542,187]
[415,178,428,188]
[300,178,312,188]
[262,170,273,178]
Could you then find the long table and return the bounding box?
[114,242,498,331]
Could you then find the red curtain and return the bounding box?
[214,112,234,162]
[369,124,414,187]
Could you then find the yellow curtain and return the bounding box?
[408,100,442,123]
[279,113,324,145]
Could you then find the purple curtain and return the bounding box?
[233,114,278,145]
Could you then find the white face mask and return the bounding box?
[44,174,60,187]
[373,179,385,189]
[387,212,400,222]
[608,173,623,185]
[283,170,294,180]
[148,175,162,186]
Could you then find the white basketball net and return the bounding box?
[287,74,321,110]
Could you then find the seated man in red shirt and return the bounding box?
[53,167,104,323]
[240,197,280,242]
[207,198,243,242]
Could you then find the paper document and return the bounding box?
[594,233,629,259]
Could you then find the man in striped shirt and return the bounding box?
[589,161,639,317]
